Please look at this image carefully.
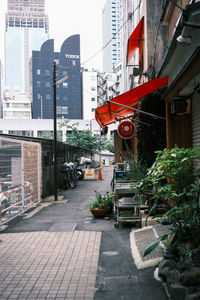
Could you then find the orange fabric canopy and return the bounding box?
[95,76,168,128]
[127,16,144,64]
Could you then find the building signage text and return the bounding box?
[65,54,80,59]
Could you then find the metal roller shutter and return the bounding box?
[192,96,200,170]
[192,95,200,147]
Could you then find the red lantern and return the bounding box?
[117,120,135,139]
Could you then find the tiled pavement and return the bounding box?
[0,231,101,300]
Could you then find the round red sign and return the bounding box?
[117,120,135,139]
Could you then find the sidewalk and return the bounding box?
[0,166,168,300]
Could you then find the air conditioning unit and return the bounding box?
[170,98,188,114]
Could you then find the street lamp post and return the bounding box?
[52,62,69,202]
[53,61,57,201]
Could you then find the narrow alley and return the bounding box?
[0,166,167,300]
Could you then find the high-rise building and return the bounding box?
[82,70,98,120]
[0,60,2,118]
[5,0,48,97]
[102,0,121,73]
[32,35,82,119]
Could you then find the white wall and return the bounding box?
[0,118,117,141]
[82,71,97,120]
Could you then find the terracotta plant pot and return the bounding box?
[91,207,110,218]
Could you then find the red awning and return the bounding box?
[127,16,144,64]
[95,76,168,128]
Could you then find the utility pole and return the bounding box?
[53,61,57,201]
[52,63,68,201]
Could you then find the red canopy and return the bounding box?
[127,16,144,64]
[95,76,168,128]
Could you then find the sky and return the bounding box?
[0,0,106,71]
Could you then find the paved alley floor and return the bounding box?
[0,166,168,300]
[0,231,100,299]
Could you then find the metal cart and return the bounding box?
[114,183,142,228]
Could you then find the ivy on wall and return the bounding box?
[136,90,166,168]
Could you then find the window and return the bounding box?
[45,70,50,76]
[56,106,62,114]
[91,87,95,91]
[62,107,68,114]
[46,94,51,100]
[37,69,40,75]
[91,76,95,80]
[63,82,68,88]
[54,59,59,65]
[63,71,67,76]
[46,82,51,87]
[37,93,40,99]
[91,108,95,112]
[72,60,76,66]
[37,81,40,87]
[91,97,95,101]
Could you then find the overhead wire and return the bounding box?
[32,0,143,71]
[80,0,143,67]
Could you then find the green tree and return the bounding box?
[58,120,113,152]
[104,137,114,153]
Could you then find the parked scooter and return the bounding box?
[75,157,92,180]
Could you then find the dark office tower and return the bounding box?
[32,34,82,119]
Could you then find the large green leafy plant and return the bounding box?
[134,147,200,257]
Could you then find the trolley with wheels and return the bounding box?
[114,196,142,228]
[114,182,142,228]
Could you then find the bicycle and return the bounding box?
[61,162,81,189]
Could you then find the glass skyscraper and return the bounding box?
[5,0,49,97]
[102,0,121,73]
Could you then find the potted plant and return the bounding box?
[88,191,115,217]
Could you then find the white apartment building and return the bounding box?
[97,72,119,107]
[3,89,31,119]
[82,70,98,120]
